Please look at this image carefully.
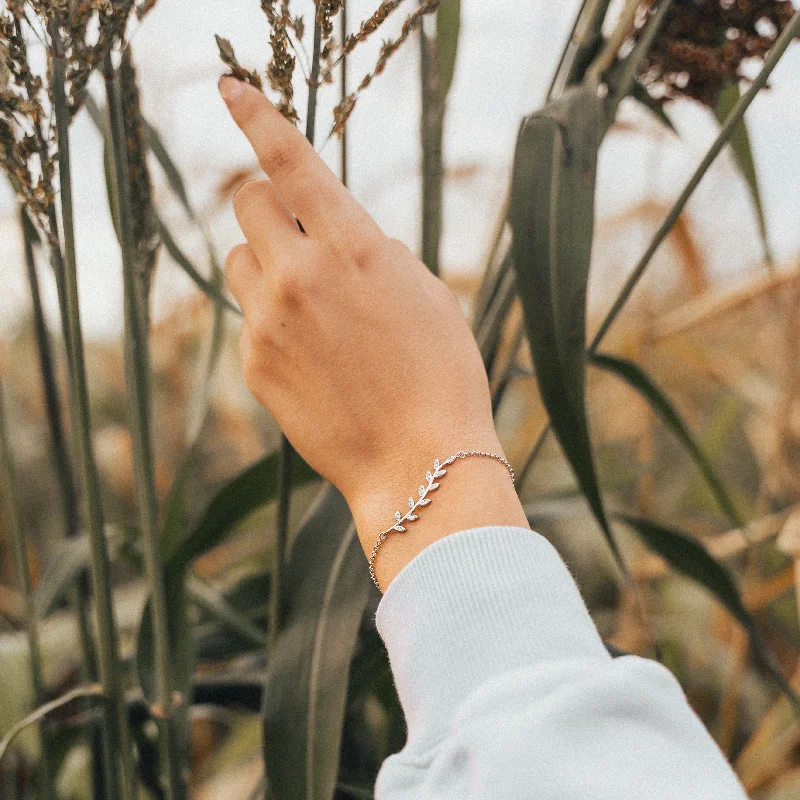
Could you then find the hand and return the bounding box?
[220,77,528,588]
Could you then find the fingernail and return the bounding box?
[219,75,245,105]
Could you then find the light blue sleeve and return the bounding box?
[374,526,748,800]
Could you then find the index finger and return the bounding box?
[219,77,380,240]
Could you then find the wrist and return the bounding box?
[347,443,530,592]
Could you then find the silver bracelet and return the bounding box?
[368,450,515,592]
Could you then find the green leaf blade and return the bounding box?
[262,484,372,800]
[590,352,744,528]
[617,514,798,706]
[629,81,676,133]
[509,84,625,572]
[161,451,319,572]
[156,214,240,314]
[714,82,771,265]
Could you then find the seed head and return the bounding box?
[632,0,798,107]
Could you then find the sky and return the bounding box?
[1,0,799,339]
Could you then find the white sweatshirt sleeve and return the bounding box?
[374,526,748,800]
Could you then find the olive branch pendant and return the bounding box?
[367,450,515,592]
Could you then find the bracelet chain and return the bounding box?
[368,450,515,592]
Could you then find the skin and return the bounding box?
[219,76,529,591]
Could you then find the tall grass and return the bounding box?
[1,1,799,798]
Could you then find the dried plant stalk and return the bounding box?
[0,13,55,231]
[332,0,441,136]
[343,0,405,57]
[105,50,186,800]
[316,0,407,86]
[263,1,300,123]
[217,1,441,129]
[50,19,138,796]
[119,50,159,310]
[317,0,344,39]
[0,6,162,795]
[215,34,264,89]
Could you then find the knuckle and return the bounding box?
[224,243,252,282]
[259,139,303,180]
[273,267,309,305]
[347,232,385,270]
[385,236,411,257]
[233,179,265,216]
[380,236,416,268]
[247,304,272,343]
[434,275,459,307]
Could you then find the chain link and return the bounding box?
[368,450,515,592]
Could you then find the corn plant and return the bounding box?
[0,1,799,798]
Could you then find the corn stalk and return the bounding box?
[103,51,185,800]
[49,21,136,799]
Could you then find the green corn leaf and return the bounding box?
[86,94,121,242]
[138,453,317,711]
[89,94,191,221]
[715,82,772,265]
[159,244,226,580]
[0,686,106,764]
[262,484,372,800]
[156,214,240,314]
[139,572,269,702]
[161,451,319,572]
[629,81,676,133]
[85,94,239,315]
[549,0,613,100]
[32,528,129,618]
[192,676,264,713]
[437,0,461,102]
[590,353,743,527]
[186,573,266,648]
[509,83,627,573]
[146,122,193,218]
[193,571,270,662]
[616,514,799,708]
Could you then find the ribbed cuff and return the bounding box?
[375,526,609,748]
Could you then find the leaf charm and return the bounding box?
[376,455,454,542]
